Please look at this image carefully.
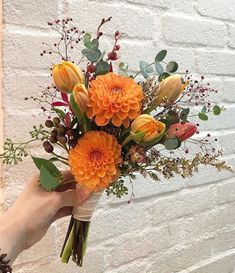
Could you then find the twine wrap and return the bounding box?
[72,191,103,221]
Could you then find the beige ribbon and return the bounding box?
[72,191,103,221]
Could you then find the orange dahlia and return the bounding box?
[87,72,143,128]
[68,131,122,192]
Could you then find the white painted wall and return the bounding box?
[1,0,235,272]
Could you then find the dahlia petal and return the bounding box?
[112,115,123,127]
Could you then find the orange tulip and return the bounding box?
[122,114,165,146]
[155,74,186,106]
[73,84,89,113]
[52,61,84,93]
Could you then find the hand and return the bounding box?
[0,171,90,264]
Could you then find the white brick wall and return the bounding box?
[1,0,235,272]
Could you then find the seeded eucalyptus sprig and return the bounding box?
[0,125,50,165]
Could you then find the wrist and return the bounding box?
[0,211,25,265]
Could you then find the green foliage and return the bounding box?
[95,61,110,75]
[155,62,164,75]
[155,50,167,62]
[158,72,170,82]
[198,112,208,121]
[213,105,221,115]
[52,107,66,119]
[106,179,128,198]
[82,48,102,62]
[166,61,178,73]
[32,156,62,191]
[118,62,129,77]
[164,137,181,150]
[139,61,154,79]
[180,108,190,122]
[29,125,49,140]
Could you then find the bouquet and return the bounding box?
[0,17,232,267]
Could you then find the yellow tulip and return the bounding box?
[155,74,184,106]
[73,84,89,113]
[52,61,84,93]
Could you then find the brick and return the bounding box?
[4,0,59,28]
[163,15,227,47]
[197,0,235,21]
[151,186,217,226]
[223,78,235,103]
[126,0,165,8]
[229,24,235,48]
[217,131,235,156]
[162,0,196,13]
[187,252,235,273]
[3,30,59,70]
[106,226,177,267]
[3,74,51,111]
[217,179,235,204]
[68,0,158,39]
[196,50,235,76]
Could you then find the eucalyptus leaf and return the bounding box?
[198,112,208,121]
[139,61,153,79]
[82,48,102,62]
[164,138,181,150]
[40,165,61,192]
[155,62,164,75]
[158,72,170,82]
[166,61,178,73]
[201,106,207,113]
[155,50,167,62]
[180,108,190,122]
[95,61,110,75]
[213,105,221,115]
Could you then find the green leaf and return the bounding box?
[70,91,83,123]
[166,61,178,73]
[119,62,125,68]
[198,112,208,121]
[155,50,167,62]
[164,138,181,150]
[40,165,60,191]
[158,72,170,82]
[213,105,221,115]
[201,106,207,113]
[84,33,91,42]
[82,48,102,62]
[52,107,66,119]
[155,62,164,75]
[32,156,60,175]
[180,108,190,122]
[95,61,110,75]
[139,61,153,79]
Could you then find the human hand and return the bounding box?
[0,171,90,264]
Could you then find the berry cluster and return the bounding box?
[43,117,79,153]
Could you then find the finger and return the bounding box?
[53,207,73,221]
[74,186,91,206]
[56,181,76,192]
[56,189,75,209]
[61,170,75,183]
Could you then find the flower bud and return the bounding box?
[155,74,185,106]
[167,122,197,142]
[73,84,89,113]
[130,114,165,145]
[52,61,84,93]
